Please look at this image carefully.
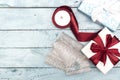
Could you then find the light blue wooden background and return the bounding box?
[0,0,119,80]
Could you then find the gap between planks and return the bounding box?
[0,67,119,68]
[0,7,77,9]
[0,29,114,31]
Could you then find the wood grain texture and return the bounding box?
[0,30,119,47]
[0,8,104,30]
[0,0,119,79]
[0,48,119,67]
[0,48,49,67]
[0,0,82,7]
[0,68,119,80]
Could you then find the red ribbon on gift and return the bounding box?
[90,34,120,65]
[52,6,101,42]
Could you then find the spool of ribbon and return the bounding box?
[52,6,101,42]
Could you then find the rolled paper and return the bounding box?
[52,6,101,42]
[45,32,91,75]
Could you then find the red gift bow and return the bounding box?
[90,34,120,65]
[52,6,101,42]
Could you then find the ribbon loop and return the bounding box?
[90,34,120,65]
[52,6,100,42]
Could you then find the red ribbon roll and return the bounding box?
[90,34,120,65]
[52,6,101,42]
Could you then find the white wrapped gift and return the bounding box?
[78,0,120,31]
[81,27,120,74]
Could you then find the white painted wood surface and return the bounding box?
[0,68,119,80]
[0,0,82,7]
[0,8,102,29]
[0,0,119,80]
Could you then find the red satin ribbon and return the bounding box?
[90,34,120,65]
[52,6,101,42]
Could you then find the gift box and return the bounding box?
[78,0,120,31]
[81,27,120,74]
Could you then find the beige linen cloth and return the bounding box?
[45,32,91,75]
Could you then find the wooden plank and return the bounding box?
[0,8,104,30]
[0,30,71,47]
[0,48,49,67]
[0,48,119,67]
[0,0,82,7]
[0,30,119,47]
[0,68,119,80]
